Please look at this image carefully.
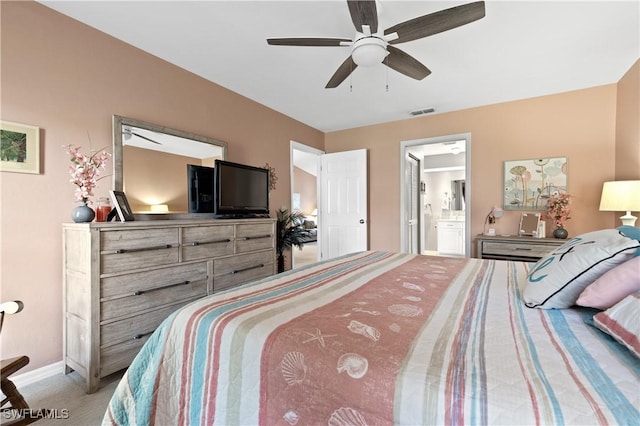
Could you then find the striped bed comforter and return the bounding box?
[103,251,639,425]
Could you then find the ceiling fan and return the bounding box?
[267,0,485,88]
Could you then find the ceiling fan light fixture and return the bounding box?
[351,38,388,67]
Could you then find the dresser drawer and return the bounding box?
[101,265,208,321]
[101,302,190,348]
[100,337,147,378]
[214,250,274,291]
[101,262,209,298]
[100,300,196,376]
[236,223,275,253]
[182,225,234,261]
[482,241,555,258]
[101,228,180,274]
[101,228,179,251]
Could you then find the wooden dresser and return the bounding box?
[63,218,276,393]
[476,235,565,262]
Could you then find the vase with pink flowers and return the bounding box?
[66,144,111,222]
[546,193,572,239]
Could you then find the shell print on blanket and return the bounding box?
[328,407,368,426]
[281,352,307,385]
[259,254,467,425]
[337,353,369,379]
[347,320,381,341]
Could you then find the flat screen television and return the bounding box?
[187,164,215,213]
[214,159,270,218]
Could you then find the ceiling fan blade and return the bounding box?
[267,38,351,47]
[132,131,162,145]
[347,0,378,33]
[384,45,431,80]
[385,1,485,45]
[325,56,358,88]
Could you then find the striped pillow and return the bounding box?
[593,293,640,358]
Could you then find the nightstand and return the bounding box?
[476,235,565,262]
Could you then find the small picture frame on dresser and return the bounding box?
[109,190,135,222]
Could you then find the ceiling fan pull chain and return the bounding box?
[350,63,353,92]
[385,59,389,92]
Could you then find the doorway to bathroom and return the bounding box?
[400,133,471,257]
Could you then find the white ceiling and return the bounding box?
[124,125,225,158]
[39,1,639,133]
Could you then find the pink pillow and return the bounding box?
[593,293,640,358]
[576,257,640,309]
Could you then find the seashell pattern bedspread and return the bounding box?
[103,251,639,425]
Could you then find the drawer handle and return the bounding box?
[114,244,173,254]
[231,264,265,274]
[186,239,231,246]
[238,234,272,241]
[514,248,532,251]
[133,331,154,340]
[133,280,191,296]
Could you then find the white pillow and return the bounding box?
[523,229,640,309]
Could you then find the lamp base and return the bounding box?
[620,211,637,227]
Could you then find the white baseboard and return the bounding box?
[11,360,65,389]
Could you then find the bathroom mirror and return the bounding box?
[519,212,541,236]
[451,179,466,210]
[113,115,227,214]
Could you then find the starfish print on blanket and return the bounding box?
[302,328,337,348]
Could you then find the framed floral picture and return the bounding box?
[0,121,40,174]
[503,157,568,210]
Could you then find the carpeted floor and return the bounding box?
[13,370,123,425]
[292,242,318,268]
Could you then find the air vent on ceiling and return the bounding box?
[410,108,435,116]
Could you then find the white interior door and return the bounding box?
[319,149,368,261]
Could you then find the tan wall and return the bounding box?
[0,1,323,371]
[325,85,619,252]
[293,167,317,215]
[615,59,640,181]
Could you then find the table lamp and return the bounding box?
[484,206,504,236]
[0,300,24,333]
[599,180,640,226]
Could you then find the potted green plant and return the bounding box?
[276,207,313,273]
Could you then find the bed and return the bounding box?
[103,241,640,425]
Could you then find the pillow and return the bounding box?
[576,257,640,309]
[593,293,640,358]
[617,225,640,256]
[302,220,316,230]
[523,229,640,309]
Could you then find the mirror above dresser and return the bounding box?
[112,115,227,215]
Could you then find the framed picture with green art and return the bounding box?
[0,121,40,174]
[503,157,567,210]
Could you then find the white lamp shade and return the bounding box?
[0,300,24,314]
[599,180,640,226]
[491,206,504,219]
[599,180,640,211]
[150,204,169,213]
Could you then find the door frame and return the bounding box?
[399,133,472,256]
[290,141,324,267]
[405,152,421,254]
